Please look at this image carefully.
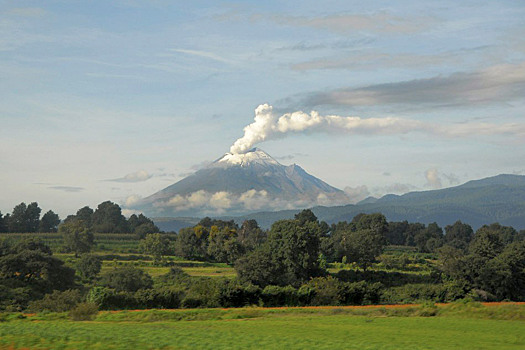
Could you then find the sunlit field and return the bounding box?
[0,303,523,350]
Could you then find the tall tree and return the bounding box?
[0,212,7,233]
[59,219,94,256]
[139,233,170,263]
[39,210,60,232]
[444,220,474,251]
[8,202,28,232]
[25,202,41,232]
[91,201,129,233]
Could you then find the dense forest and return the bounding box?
[1,201,524,316]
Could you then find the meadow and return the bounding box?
[0,302,524,350]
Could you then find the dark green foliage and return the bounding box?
[294,209,318,226]
[59,219,94,255]
[8,202,42,233]
[69,302,98,321]
[39,210,60,233]
[91,201,130,233]
[76,254,102,281]
[0,239,75,310]
[0,212,7,233]
[207,226,243,264]
[334,213,388,269]
[237,219,266,250]
[414,222,444,253]
[304,276,345,305]
[235,247,282,287]
[216,279,261,308]
[99,266,153,292]
[260,285,303,307]
[128,214,160,238]
[28,289,82,312]
[174,226,209,260]
[444,221,473,251]
[138,233,170,263]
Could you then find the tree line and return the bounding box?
[1,202,524,313]
[0,200,160,236]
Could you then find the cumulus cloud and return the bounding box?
[344,185,370,203]
[230,104,525,154]
[155,189,347,215]
[108,170,152,183]
[299,61,525,108]
[425,168,442,189]
[125,195,142,207]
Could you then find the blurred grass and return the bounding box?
[1,302,524,349]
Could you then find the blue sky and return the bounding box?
[1,0,525,217]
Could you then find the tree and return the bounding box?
[294,209,318,226]
[76,206,94,227]
[7,202,42,233]
[0,212,7,233]
[128,214,160,238]
[235,214,325,287]
[8,202,28,232]
[237,219,266,250]
[25,202,41,232]
[39,210,60,232]
[469,224,507,259]
[414,222,444,252]
[266,217,324,285]
[340,228,385,270]
[207,226,243,264]
[100,266,153,292]
[444,221,473,251]
[336,213,388,270]
[76,254,102,281]
[91,201,129,233]
[139,233,170,263]
[59,220,94,256]
[0,239,75,308]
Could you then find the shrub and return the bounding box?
[99,266,153,292]
[305,276,345,306]
[28,289,82,312]
[69,302,98,321]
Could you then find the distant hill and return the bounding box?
[227,174,525,230]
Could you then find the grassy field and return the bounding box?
[0,303,523,349]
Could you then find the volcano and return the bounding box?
[132,148,349,217]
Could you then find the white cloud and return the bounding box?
[343,185,370,203]
[425,168,442,189]
[108,170,152,183]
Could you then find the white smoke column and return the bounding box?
[230,104,525,154]
[230,104,426,154]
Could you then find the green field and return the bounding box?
[1,303,524,349]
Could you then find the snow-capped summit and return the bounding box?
[214,148,280,167]
[132,148,350,217]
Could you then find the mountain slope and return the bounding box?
[229,174,525,230]
[134,148,349,217]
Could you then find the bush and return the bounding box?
[99,266,153,292]
[69,302,98,321]
[260,285,299,307]
[343,281,383,305]
[28,289,82,312]
[305,276,345,306]
[216,280,261,308]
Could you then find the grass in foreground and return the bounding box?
[0,302,524,350]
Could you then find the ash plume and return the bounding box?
[229,104,525,154]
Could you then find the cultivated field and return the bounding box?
[0,303,524,349]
